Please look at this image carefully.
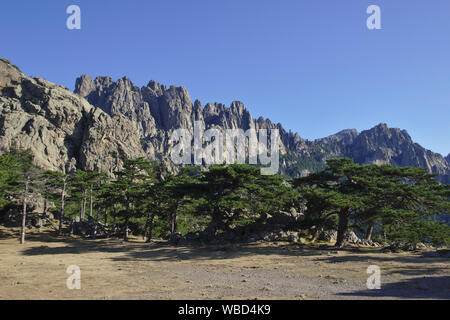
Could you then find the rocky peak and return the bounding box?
[74,74,95,97]
[73,72,449,182]
[2,58,448,183]
[316,129,359,145]
[352,123,413,153]
[0,58,24,89]
[346,124,450,182]
[158,85,193,130]
[0,58,145,174]
[144,80,166,96]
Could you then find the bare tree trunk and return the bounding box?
[124,217,129,241]
[89,186,93,218]
[58,177,67,236]
[104,209,108,226]
[81,190,87,221]
[171,212,178,234]
[43,195,48,216]
[80,197,85,221]
[146,213,155,243]
[123,194,131,241]
[366,224,374,241]
[20,176,30,244]
[335,209,349,248]
[69,218,74,236]
[143,212,150,240]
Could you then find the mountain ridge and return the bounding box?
[71,71,450,183]
[1,58,449,183]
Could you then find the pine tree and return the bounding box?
[40,170,69,235]
[294,158,450,247]
[115,158,156,241]
[5,149,39,244]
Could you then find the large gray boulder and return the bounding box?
[0,58,145,174]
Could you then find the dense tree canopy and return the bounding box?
[293,159,450,247]
[0,150,449,247]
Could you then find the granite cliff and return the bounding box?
[0,58,145,174]
[1,58,449,182]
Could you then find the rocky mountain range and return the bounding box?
[1,58,449,183]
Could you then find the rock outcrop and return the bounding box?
[1,58,449,182]
[346,123,450,183]
[0,58,145,174]
[74,71,450,182]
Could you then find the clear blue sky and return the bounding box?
[1,0,449,156]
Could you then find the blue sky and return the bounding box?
[1,0,449,156]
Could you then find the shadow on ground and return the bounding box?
[11,230,450,299]
[339,276,450,299]
[315,254,449,277]
[18,231,448,264]
[17,230,372,261]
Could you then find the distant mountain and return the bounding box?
[1,58,449,183]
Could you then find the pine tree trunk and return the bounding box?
[366,224,374,241]
[43,195,48,216]
[89,186,93,218]
[335,210,349,248]
[104,209,108,226]
[146,213,155,243]
[124,217,129,241]
[81,193,86,221]
[69,218,74,236]
[143,212,150,240]
[58,178,66,236]
[20,177,29,244]
[123,194,131,241]
[171,212,178,234]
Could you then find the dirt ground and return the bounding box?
[0,226,449,300]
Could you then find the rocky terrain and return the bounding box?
[1,58,449,181]
[0,58,145,174]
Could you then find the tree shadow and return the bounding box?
[19,232,387,265]
[315,253,449,276]
[0,227,15,239]
[18,231,448,266]
[18,234,450,299]
[340,276,450,299]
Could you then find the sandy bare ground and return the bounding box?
[0,226,449,300]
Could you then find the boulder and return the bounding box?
[345,231,361,244]
[318,230,337,243]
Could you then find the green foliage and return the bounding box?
[0,149,34,212]
[280,153,326,178]
[191,164,299,231]
[294,158,450,246]
[1,150,448,247]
